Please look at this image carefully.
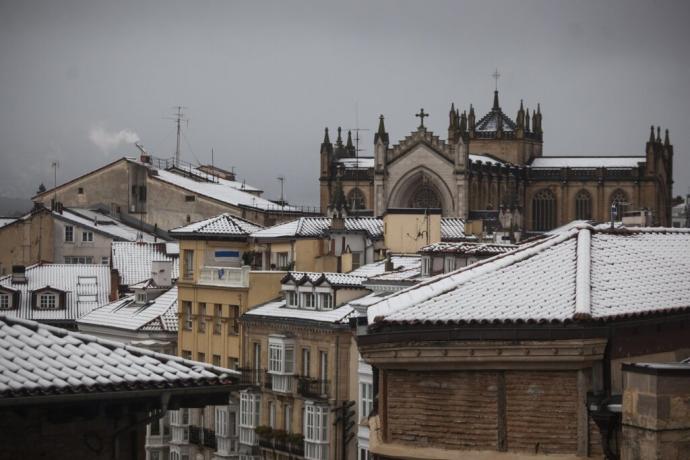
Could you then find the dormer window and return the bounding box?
[422,256,432,277]
[318,293,333,310]
[39,293,57,309]
[0,293,11,310]
[136,292,147,304]
[286,290,297,307]
[301,292,315,309]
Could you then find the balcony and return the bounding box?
[199,266,250,288]
[238,368,264,387]
[297,378,329,400]
[257,428,305,457]
[266,372,295,394]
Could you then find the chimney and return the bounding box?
[151,260,173,287]
[384,252,394,272]
[109,268,120,301]
[11,265,27,284]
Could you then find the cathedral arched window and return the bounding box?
[532,189,556,231]
[409,185,441,209]
[610,189,629,220]
[347,188,366,210]
[575,189,592,220]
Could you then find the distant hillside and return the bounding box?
[0,196,33,216]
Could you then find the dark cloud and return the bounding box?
[1,0,688,205]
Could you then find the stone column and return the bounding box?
[621,362,690,460]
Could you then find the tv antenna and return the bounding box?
[277,176,285,204]
[164,106,188,166]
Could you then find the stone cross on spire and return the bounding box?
[492,68,501,91]
[416,108,429,129]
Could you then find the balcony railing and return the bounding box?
[297,377,330,400]
[199,266,250,288]
[238,368,264,387]
[259,437,305,456]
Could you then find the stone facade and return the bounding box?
[320,91,674,231]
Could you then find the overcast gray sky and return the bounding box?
[1,0,688,207]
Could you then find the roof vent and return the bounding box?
[11,265,27,284]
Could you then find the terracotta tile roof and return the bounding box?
[0,315,237,401]
[368,225,690,325]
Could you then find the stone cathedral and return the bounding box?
[319,89,674,232]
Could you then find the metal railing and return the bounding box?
[198,266,250,288]
[297,377,330,400]
[238,368,264,387]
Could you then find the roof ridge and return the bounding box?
[574,228,592,319]
[367,228,582,323]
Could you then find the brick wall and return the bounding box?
[385,369,582,455]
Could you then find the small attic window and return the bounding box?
[0,293,11,309]
[38,293,58,309]
[78,187,84,194]
[135,292,147,304]
[185,195,196,202]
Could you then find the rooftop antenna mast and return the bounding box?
[349,102,370,211]
[277,176,285,205]
[51,160,59,209]
[165,106,187,167]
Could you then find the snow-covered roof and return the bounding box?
[111,242,179,287]
[469,154,506,166]
[0,218,16,229]
[55,208,158,242]
[368,225,690,325]
[283,272,367,288]
[0,315,237,401]
[243,298,358,325]
[349,255,421,278]
[337,157,375,169]
[530,156,645,169]
[77,286,178,333]
[142,160,298,212]
[365,266,421,283]
[440,217,468,241]
[251,217,384,240]
[420,241,517,256]
[170,213,263,237]
[0,264,112,323]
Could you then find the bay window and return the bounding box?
[239,392,261,446]
[268,336,295,393]
[304,404,329,460]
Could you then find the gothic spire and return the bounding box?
[649,125,655,143]
[525,108,531,131]
[468,104,476,133]
[346,130,354,149]
[516,99,525,130]
[460,110,467,133]
[449,103,457,129]
[336,127,343,146]
[493,90,500,110]
[323,127,330,144]
[329,175,348,217]
[656,126,662,143]
[374,115,389,144]
[320,127,333,155]
[664,129,670,146]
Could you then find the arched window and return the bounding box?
[575,189,592,220]
[347,188,366,210]
[610,189,629,221]
[409,185,441,209]
[532,189,556,231]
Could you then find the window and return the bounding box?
[78,187,84,194]
[319,351,328,395]
[409,184,441,209]
[227,357,238,370]
[215,406,230,438]
[444,256,456,273]
[302,348,311,377]
[38,293,57,309]
[575,189,593,220]
[422,256,431,277]
[0,294,10,310]
[268,401,276,429]
[198,352,206,363]
[64,256,93,264]
[304,404,329,460]
[183,250,194,279]
[302,292,315,309]
[228,305,239,334]
[101,256,109,265]
[239,392,261,445]
[318,293,333,310]
[532,189,556,231]
[150,451,160,460]
[286,290,297,307]
[183,301,192,330]
[359,448,371,460]
[276,252,289,269]
[284,404,293,433]
[139,185,147,202]
[213,304,222,334]
[213,354,221,367]
[150,417,161,436]
[360,382,373,419]
[610,189,629,220]
[64,225,74,242]
[82,231,94,242]
[351,252,362,270]
[268,338,295,374]
[198,303,206,333]
[347,188,366,210]
[181,350,192,360]
[136,292,147,303]
[185,195,196,202]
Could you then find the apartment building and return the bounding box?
[238,272,371,460]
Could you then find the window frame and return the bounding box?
[82,230,94,242]
[268,337,295,375]
[64,225,74,243]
